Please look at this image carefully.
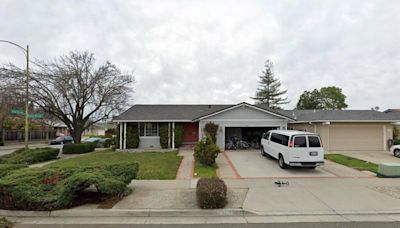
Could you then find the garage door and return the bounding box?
[329,125,383,151]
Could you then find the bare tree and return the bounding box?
[0,51,134,143]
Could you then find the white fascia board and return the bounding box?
[289,120,400,123]
[195,103,293,121]
[113,120,193,123]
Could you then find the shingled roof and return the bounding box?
[114,103,400,122]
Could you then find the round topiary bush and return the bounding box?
[196,177,227,209]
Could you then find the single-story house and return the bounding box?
[113,102,400,151]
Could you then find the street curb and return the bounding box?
[0,208,251,217]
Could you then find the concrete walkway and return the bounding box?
[176,150,195,180]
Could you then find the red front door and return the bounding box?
[183,122,199,143]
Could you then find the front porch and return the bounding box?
[117,121,199,150]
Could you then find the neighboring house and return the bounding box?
[83,122,115,136]
[113,102,400,151]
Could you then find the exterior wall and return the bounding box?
[138,136,161,148]
[199,106,288,149]
[289,122,395,151]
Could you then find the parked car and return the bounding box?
[260,130,325,169]
[82,137,111,148]
[50,136,74,145]
[390,145,400,158]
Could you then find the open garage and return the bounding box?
[225,127,277,150]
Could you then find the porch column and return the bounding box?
[123,122,127,149]
[119,122,123,150]
[168,122,171,148]
[172,122,175,149]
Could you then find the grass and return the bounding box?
[46,150,183,179]
[194,161,218,178]
[0,217,12,228]
[325,154,378,173]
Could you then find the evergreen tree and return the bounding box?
[251,60,288,109]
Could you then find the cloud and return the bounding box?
[0,0,399,110]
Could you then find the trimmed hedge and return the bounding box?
[0,141,4,146]
[0,164,28,178]
[394,139,400,145]
[0,147,59,165]
[196,177,227,209]
[63,143,96,154]
[159,123,169,149]
[126,123,139,148]
[174,123,184,148]
[0,161,139,210]
[194,134,221,166]
[159,123,184,149]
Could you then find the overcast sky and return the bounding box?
[1,0,399,110]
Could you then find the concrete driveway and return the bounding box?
[221,150,372,178]
[330,150,400,164]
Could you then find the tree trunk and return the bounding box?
[71,129,83,143]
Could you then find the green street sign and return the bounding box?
[10,109,45,118]
[11,109,25,115]
[29,113,45,119]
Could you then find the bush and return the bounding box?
[126,123,139,148]
[394,139,400,145]
[0,217,12,228]
[174,123,184,148]
[194,134,220,166]
[0,147,59,165]
[204,122,219,143]
[105,128,116,138]
[0,141,3,146]
[0,164,27,178]
[103,138,112,148]
[159,123,169,149]
[0,161,139,210]
[63,143,96,154]
[196,177,227,209]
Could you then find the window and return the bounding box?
[294,136,307,148]
[139,123,159,136]
[270,133,289,146]
[308,136,321,147]
[263,132,271,140]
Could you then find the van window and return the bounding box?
[308,136,321,147]
[294,136,307,148]
[263,132,270,140]
[271,133,289,146]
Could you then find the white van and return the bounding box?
[260,130,324,169]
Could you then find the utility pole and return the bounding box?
[24,45,30,150]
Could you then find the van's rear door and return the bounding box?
[290,135,309,162]
[307,135,324,162]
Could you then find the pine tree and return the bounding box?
[251,60,289,109]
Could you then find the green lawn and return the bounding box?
[325,154,378,173]
[193,161,217,178]
[47,150,183,179]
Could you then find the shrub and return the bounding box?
[0,164,27,178]
[114,125,120,149]
[0,141,3,146]
[126,123,139,148]
[103,138,112,148]
[196,177,227,209]
[0,147,59,165]
[0,217,12,228]
[194,134,220,166]
[204,122,219,143]
[394,139,400,145]
[159,123,169,149]
[63,143,96,154]
[105,128,116,138]
[174,123,184,148]
[0,162,139,210]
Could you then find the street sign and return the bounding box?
[29,113,45,119]
[11,109,25,115]
[10,109,45,118]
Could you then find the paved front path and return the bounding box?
[224,150,372,178]
[175,150,195,180]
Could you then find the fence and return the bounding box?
[1,129,57,142]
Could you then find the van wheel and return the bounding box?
[278,155,288,169]
[308,166,317,169]
[261,147,266,156]
[394,149,400,158]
